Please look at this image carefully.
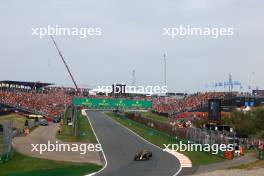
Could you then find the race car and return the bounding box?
[134,150,152,161]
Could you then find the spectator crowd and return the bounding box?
[1,85,227,119]
[152,92,226,115]
[0,87,73,118]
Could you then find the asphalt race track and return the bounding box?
[86,111,181,176]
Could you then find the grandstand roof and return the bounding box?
[0,80,53,89]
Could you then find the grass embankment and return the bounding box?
[0,113,27,129]
[0,152,102,176]
[139,111,169,123]
[56,107,97,143]
[106,112,224,166]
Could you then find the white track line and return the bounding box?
[103,112,183,176]
[84,110,108,176]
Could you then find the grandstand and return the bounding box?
[2,81,264,120]
[152,92,227,115]
[0,80,73,118]
[152,91,264,115]
[0,80,53,91]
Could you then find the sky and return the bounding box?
[1,0,263,93]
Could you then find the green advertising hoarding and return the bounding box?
[72,98,152,109]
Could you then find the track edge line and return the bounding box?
[84,110,108,176]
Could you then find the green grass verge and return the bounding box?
[139,111,169,123]
[56,123,77,142]
[76,110,97,143]
[56,108,97,143]
[106,112,224,166]
[0,152,102,176]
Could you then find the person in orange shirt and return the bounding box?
[239,146,243,156]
